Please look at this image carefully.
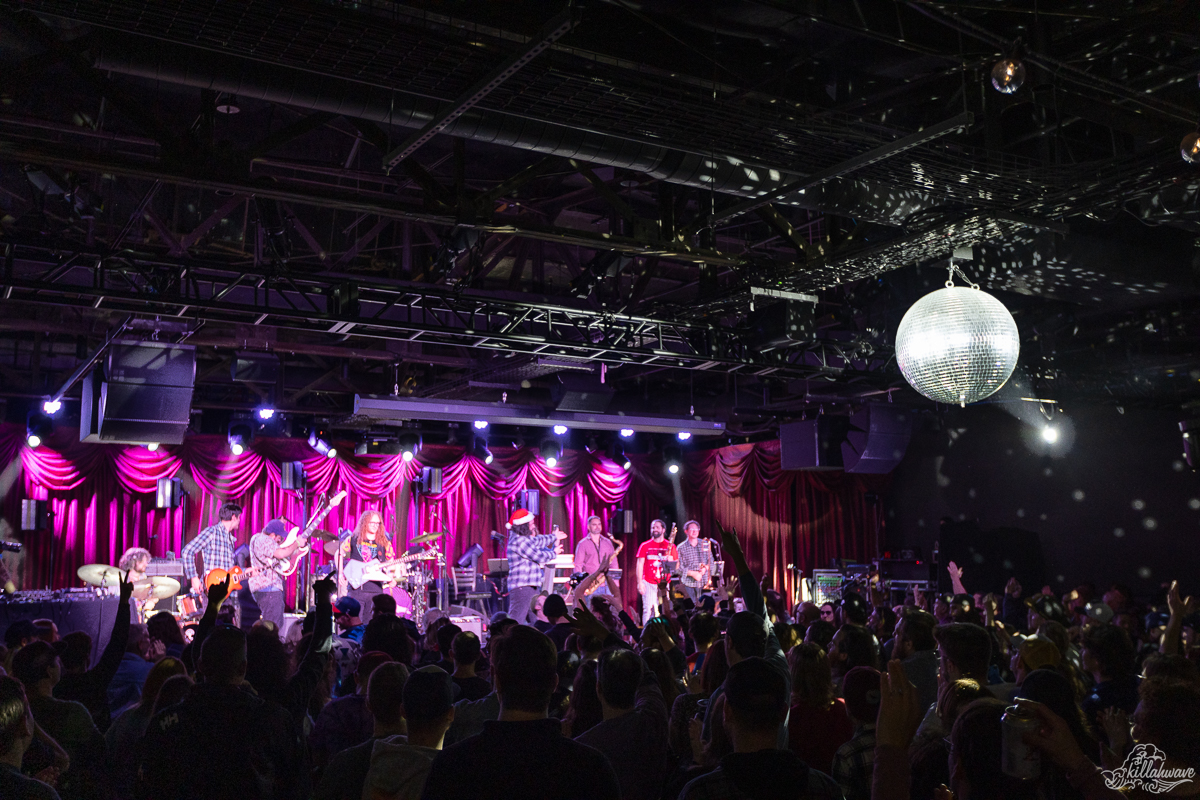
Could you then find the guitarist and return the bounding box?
[635,519,678,625]
[572,516,618,598]
[338,510,396,624]
[248,519,305,631]
[182,502,242,603]
[677,519,716,604]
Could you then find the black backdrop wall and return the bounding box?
[884,404,1200,599]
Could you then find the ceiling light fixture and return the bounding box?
[308,429,337,459]
[540,439,562,468]
[228,421,253,456]
[552,424,568,436]
[42,399,62,415]
[677,431,692,441]
[473,420,489,430]
[399,432,422,463]
[146,443,159,452]
[664,446,682,476]
[256,407,276,421]
[26,411,52,449]
[1041,426,1059,444]
[619,428,635,439]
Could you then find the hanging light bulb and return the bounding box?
[991,58,1026,94]
[1181,130,1200,165]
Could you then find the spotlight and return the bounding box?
[991,58,1026,94]
[664,445,682,476]
[619,428,635,439]
[228,421,253,456]
[42,399,61,415]
[308,429,336,459]
[26,411,51,449]
[540,439,562,468]
[677,431,692,441]
[1041,426,1059,444]
[399,432,422,463]
[473,436,494,465]
[552,424,568,436]
[473,420,489,430]
[1181,130,1200,165]
[146,443,159,452]
[256,407,276,421]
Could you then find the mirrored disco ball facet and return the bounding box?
[895,286,1020,406]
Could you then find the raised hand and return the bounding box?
[119,570,135,604]
[1098,707,1131,754]
[206,574,231,608]
[568,600,610,642]
[1167,580,1195,618]
[313,574,337,599]
[947,561,963,580]
[876,658,921,749]
[1016,698,1088,769]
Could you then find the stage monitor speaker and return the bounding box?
[281,461,306,491]
[609,509,634,535]
[516,489,540,516]
[841,405,913,474]
[780,417,849,470]
[420,467,442,495]
[80,342,196,446]
[155,477,183,509]
[20,499,47,531]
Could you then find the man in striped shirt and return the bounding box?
[505,509,565,625]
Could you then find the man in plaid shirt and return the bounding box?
[677,519,715,603]
[505,508,565,624]
[182,502,242,595]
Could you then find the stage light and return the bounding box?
[1182,130,1200,165]
[326,447,338,459]
[42,399,61,415]
[1041,425,1059,443]
[540,439,562,468]
[26,411,51,449]
[667,462,680,475]
[229,438,245,456]
[399,432,422,463]
[991,58,1026,94]
[228,421,253,456]
[552,424,568,436]
[619,428,634,439]
[473,436,494,465]
[473,420,489,430]
[664,445,682,476]
[256,407,276,421]
[677,431,692,441]
[308,429,336,459]
[146,443,159,452]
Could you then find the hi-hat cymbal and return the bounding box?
[410,531,443,545]
[77,564,123,587]
[135,576,181,599]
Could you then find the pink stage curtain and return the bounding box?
[0,423,887,612]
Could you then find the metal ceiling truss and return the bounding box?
[1,242,887,381]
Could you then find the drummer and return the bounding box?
[118,546,158,619]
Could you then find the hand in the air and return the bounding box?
[568,601,610,642]
[1167,580,1195,618]
[206,575,231,607]
[313,575,337,599]
[119,570,135,604]
[876,659,922,749]
[947,561,963,580]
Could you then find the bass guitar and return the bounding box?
[344,550,436,589]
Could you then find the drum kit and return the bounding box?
[76,563,182,621]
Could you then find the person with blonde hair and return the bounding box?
[340,510,396,624]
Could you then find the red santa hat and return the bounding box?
[507,509,535,529]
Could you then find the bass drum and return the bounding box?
[386,586,414,619]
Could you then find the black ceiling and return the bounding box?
[0,0,1198,439]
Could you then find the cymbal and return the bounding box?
[134,576,181,599]
[410,531,443,545]
[308,529,337,542]
[324,538,341,557]
[77,564,123,587]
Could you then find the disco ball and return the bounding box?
[895,286,1020,407]
[991,58,1026,94]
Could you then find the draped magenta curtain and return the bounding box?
[0,424,887,611]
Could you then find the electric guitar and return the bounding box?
[344,550,436,589]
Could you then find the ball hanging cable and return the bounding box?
[895,254,1020,408]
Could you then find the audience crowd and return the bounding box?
[2,527,1199,800]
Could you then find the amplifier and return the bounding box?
[878,559,931,583]
[145,558,184,578]
[449,613,485,641]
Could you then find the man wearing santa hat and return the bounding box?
[505,509,567,624]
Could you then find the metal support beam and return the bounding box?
[383,8,574,167]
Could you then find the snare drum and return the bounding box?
[386,586,414,619]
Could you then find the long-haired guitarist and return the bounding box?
[338,509,396,623]
[248,519,305,630]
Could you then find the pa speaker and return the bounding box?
[281,461,306,491]
[516,489,540,516]
[156,477,183,509]
[20,499,48,531]
[841,405,912,474]
[420,467,442,495]
[609,509,634,535]
[780,417,849,470]
[80,342,195,445]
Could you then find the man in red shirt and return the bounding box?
[635,519,678,625]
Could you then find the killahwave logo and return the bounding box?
[1102,744,1195,793]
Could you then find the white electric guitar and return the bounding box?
[272,490,347,576]
[343,550,436,589]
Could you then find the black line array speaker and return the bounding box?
[841,405,913,474]
[609,509,634,535]
[420,467,443,495]
[80,342,196,445]
[779,417,849,470]
[156,477,183,509]
[281,461,306,491]
[20,499,48,531]
[516,489,540,516]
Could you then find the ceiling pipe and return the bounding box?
[90,34,939,227]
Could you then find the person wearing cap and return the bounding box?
[334,596,367,644]
[992,637,1062,703]
[1026,593,1069,634]
[12,640,109,799]
[249,518,305,633]
[362,666,457,800]
[832,665,881,800]
[504,509,564,625]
